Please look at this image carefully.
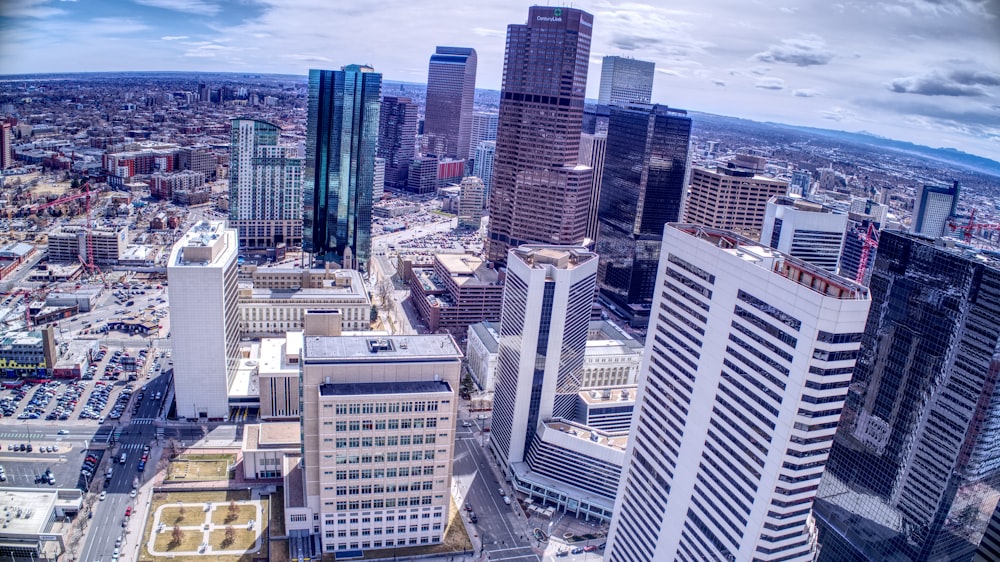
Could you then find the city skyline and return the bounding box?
[1,0,997,160]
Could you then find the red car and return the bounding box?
[125,506,132,517]
[584,545,598,552]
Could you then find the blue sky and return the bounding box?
[2,0,999,160]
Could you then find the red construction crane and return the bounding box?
[32,182,107,285]
[948,209,1000,243]
[854,223,880,285]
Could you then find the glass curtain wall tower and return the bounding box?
[304,65,381,271]
[424,47,477,161]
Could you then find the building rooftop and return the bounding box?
[579,386,637,406]
[169,220,235,267]
[435,253,501,286]
[243,421,301,451]
[672,223,869,300]
[304,335,462,362]
[511,245,597,270]
[250,287,366,300]
[320,380,452,396]
[544,419,629,451]
[0,489,59,534]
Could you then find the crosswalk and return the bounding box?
[131,418,156,425]
[118,442,149,450]
[0,432,35,439]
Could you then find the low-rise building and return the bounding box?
[408,254,503,337]
[242,422,301,480]
[239,268,370,336]
[0,487,83,561]
[46,225,128,265]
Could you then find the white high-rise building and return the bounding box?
[911,181,959,238]
[458,176,485,229]
[470,112,498,158]
[597,56,655,106]
[489,245,599,472]
[167,221,241,419]
[472,140,495,207]
[760,196,848,273]
[579,132,607,242]
[606,224,871,562]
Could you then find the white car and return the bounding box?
[99,491,107,501]
[130,489,137,498]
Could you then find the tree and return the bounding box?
[223,525,236,547]
[176,505,186,523]
[170,525,183,548]
[370,305,378,323]
[226,500,238,522]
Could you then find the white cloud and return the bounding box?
[161,35,189,41]
[755,77,786,90]
[753,34,834,66]
[132,0,219,16]
[793,88,822,97]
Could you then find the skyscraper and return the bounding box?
[606,224,871,562]
[377,96,418,188]
[372,157,385,202]
[760,196,848,273]
[229,118,303,250]
[167,221,241,419]
[597,56,655,106]
[813,231,1000,562]
[424,47,477,160]
[470,112,499,158]
[458,176,485,229]
[911,181,960,238]
[579,131,607,242]
[472,140,496,205]
[304,65,381,270]
[0,121,13,170]
[486,6,595,264]
[595,104,691,328]
[489,245,599,472]
[683,162,789,239]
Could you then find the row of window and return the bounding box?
[325,523,442,537]
[328,466,435,479]
[327,537,439,551]
[325,418,438,431]
[325,401,443,414]
[325,450,440,464]
[327,482,437,495]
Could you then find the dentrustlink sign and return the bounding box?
[537,7,562,21]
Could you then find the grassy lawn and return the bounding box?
[161,505,205,526]
[153,527,204,553]
[269,486,285,537]
[140,490,254,562]
[211,504,257,526]
[209,527,260,552]
[166,459,233,481]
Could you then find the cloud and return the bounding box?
[889,72,988,96]
[132,0,219,16]
[160,35,189,41]
[753,34,834,66]
[3,0,67,18]
[755,77,785,90]
[948,69,1000,86]
[822,106,855,121]
[793,88,822,97]
[610,34,663,51]
[471,27,504,38]
[712,79,727,87]
[656,68,682,77]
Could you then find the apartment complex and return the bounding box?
[149,169,205,200]
[607,224,871,562]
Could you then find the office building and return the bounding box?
[911,181,960,238]
[606,224,871,562]
[760,196,848,273]
[407,155,439,195]
[0,121,13,169]
[424,47,477,160]
[683,162,789,239]
[377,96,418,188]
[597,56,655,106]
[229,118,304,251]
[178,145,218,181]
[46,225,128,265]
[408,253,503,336]
[0,487,83,561]
[472,141,496,204]
[466,319,642,393]
[486,6,595,264]
[595,104,691,328]
[790,169,812,197]
[470,112,498,158]
[583,104,612,135]
[167,221,241,419]
[257,331,305,420]
[813,231,1000,562]
[304,65,381,270]
[458,176,485,229]
[239,267,371,336]
[489,245,598,470]
[296,328,462,555]
[579,132,607,242]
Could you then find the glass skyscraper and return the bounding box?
[814,230,1000,562]
[595,104,691,328]
[304,65,381,270]
[424,47,477,161]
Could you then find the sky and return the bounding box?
[1,0,999,161]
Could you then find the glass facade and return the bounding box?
[595,104,691,327]
[814,230,1000,562]
[377,96,417,188]
[424,47,477,160]
[304,66,381,270]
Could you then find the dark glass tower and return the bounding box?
[486,6,594,264]
[595,104,691,328]
[303,65,381,270]
[377,96,417,188]
[424,47,477,160]
[814,230,1000,562]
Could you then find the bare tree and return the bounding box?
[226,500,238,523]
[223,525,236,547]
[170,525,183,548]
[176,505,186,523]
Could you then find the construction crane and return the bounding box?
[854,223,880,285]
[948,209,1000,243]
[32,182,108,286]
